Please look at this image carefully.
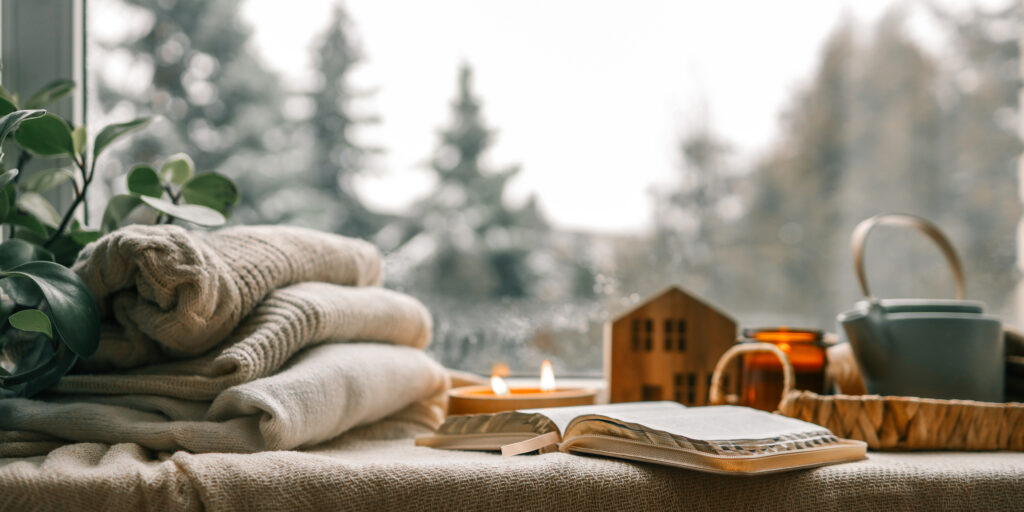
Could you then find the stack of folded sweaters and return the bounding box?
[0,225,450,456]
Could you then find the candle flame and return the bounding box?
[491,375,510,396]
[540,360,556,391]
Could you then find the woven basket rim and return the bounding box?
[785,389,1024,409]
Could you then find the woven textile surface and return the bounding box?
[72,224,381,369]
[0,226,447,455]
[0,343,447,453]
[53,282,433,400]
[1,420,1022,512]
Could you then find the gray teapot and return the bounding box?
[837,214,1003,402]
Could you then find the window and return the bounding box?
[663,319,673,351]
[54,0,1023,377]
[677,320,687,352]
[644,318,653,351]
[642,385,662,401]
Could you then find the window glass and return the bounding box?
[88,0,1022,376]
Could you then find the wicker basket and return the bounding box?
[710,342,1024,451]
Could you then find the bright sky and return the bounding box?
[240,0,973,233]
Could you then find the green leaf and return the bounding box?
[0,188,9,223]
[16,192,61,227]
[101,194,144,234]
[0,97,16,117]
[0,288,13,321]
[0,276,41,306]
[5,182,16,210]
[139,195,226,227]
[0,337,60,390]
[0,169,18,190]
[0,239,55,270]
[8,309,52,339]
[0,238,55,307]
[7,211,50,237]
[24,80,75,109]
[69,220,102,245]
[70,230,101,246]
[127,165,164,198]
[21,343,77,397]
[1,261,100,357]
[71,125,86,157]
[20,168,73,193]
[14,113,75,157]
[181,172,239,215]
[159,153,195,185]
[0,183,15,223]
[92,117,151,161]
[0,109,45,149]
[45,235,86,268]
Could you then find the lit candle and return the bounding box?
[490,375,511,396]
[540,360,556,391]
[738,327,826,412]
[447,360,596,416]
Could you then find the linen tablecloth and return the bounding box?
[1,419,1022,511]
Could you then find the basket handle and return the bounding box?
[709,342,794,407]
[851,213,965,300]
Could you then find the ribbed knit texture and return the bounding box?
[0,225,449,458]
[54,283,432,400]
[72,224,382,368]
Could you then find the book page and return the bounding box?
[573,405,830,442]
[520,401,685,435]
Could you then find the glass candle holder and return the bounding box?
[738,327,825,411]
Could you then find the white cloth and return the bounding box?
[0,343,447,453]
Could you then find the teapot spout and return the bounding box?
[837,300,889,378]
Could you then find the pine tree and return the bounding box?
[415,63,546,298]
[652,116,733,294]
[929,2,1021,306]
[95,0,288,222]
[721,6,1021,323]
[97,0,285,169]
[306,3,382,237]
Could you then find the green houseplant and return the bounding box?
[0,79,240,397]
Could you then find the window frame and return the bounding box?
[1,0,85,213]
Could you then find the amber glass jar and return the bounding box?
[739,327,825,412]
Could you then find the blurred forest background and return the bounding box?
[90,0,1021,375]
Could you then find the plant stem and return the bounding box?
[81,194,89,226]
[13,151,31,183]
[77,152,89,226]
[162,184,181,204]
[44,156,90,247]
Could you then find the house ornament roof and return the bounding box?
[608,284,735,325]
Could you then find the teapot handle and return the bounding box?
[851,213,965,300]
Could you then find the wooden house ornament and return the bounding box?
[605,286,738,405]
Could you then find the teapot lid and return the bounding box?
[871,298,984,314]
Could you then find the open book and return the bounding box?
[416,402,866,475]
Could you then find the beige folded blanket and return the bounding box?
[56,282,432,400]
[0,343,448,453]
[73,224,382,368]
